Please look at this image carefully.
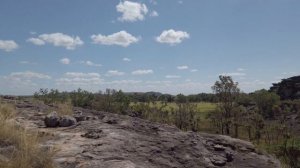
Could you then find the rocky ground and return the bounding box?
[2,98,281,168]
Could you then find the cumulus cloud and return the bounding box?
[60,58,70,65]
[116,1,148,22]
[150,11,159,17]
[106,70,125,76]
[56,72,102,86]
[91,31,139,47]
[190,69,198,72]
[177,65,189,70]
[123,57,131,62]
[165,75,181,79]
[27,38,45,46]
[27,33,83,50]
[0,40,18,52]
[156,29,189,45]
[132,69,153,75]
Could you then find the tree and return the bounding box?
[212,75,240,135]
[251,89,280,119]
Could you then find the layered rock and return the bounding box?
[270,75,300,100]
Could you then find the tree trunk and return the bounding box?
[225,122,230,135]
[247,126,252,140]
[234,124,239,138]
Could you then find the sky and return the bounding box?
[0,0,300,95]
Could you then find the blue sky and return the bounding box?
[0,0,299,95]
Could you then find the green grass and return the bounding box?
[130,102,216,112]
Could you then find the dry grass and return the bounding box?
[56,101,73,116]
[0,103,16,121]
[0,102,54,168]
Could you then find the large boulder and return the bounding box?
[44,112,60,127]
[59,115,77,127]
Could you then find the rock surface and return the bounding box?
[8,99,281,168]
[59,115,77,127]
[270,75,300,100]
[44,111,60,127]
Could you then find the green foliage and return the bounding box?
[91,89,130,114]
[175,94,187,103]
[34,88,69,104]
[69,88,94,107]
[211,75,240,135]
[251,89,280,119]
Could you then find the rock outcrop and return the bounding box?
[270,75,300,100]
[44,112,77,127]
[44,111,60,127]
[11,100,281,168]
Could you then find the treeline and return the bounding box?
[34,88,217,105]
[34,88,205,131]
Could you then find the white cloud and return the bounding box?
[145,80,172,84]
[56,72,102,86]
[19,61,36,65]
[60,58,70,65]
[116,1,148,22]
[239,80,269,92]
[237,68,246,72]
[106,70,125,76]
[27,38,45,46]
[150,11,159,17]
[123,57,131,62]
[28,33,83,50]
[64,72,100,78]
[132,69,153,75]
[79,61,101,67]
[108,80,142,84]
[9,71,51,80]
[177,65,189,70]
[156,29,189,45]
[91,31,139,47]
[166,75,181,79]
[0,71,51,94]
[85,61,101,67]
[190,69,198,72]
[0,40,18,52]
[220,72,246,76]
[150,0,157,5]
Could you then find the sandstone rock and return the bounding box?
[44,111,60,127]
[210,154,227,166]
[270,75,300,100]
[59,115,77,127]
[214,144,226,151]
[14,101,281,168]
[74,115,86,122]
